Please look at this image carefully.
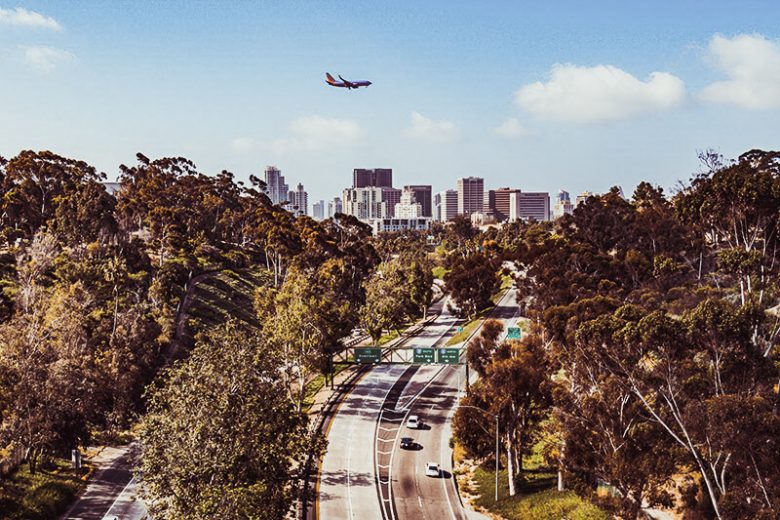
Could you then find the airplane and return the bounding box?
[325,72,372,89]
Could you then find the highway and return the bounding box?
[392,288,520,520]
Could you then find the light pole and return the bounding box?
[458,404,500,502]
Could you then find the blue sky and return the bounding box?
[1,1,779,204]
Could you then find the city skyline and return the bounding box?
[1,2,779,204]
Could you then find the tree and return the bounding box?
[445,252,499,318]
[360,260,409,344]
[140,322,322,519]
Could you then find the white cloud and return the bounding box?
[404,111,458,143]
[514,64,685,123]
[21,45,74,72]
[493,118,533,139]
[267,115,363,153]
[230,137,255,152]
[0,7,61,30]
[700,34,780,109]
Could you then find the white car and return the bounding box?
[407,415,421,429]
[425,462,440,477]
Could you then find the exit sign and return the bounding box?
[437,348,461,364]
[354,347,382,364]
[507,327,522,340]
[413,348,436,364]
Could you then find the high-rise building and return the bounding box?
[435,190,458,222]
[353,168,393,188]
[264,166,289,205]
[510,192,550,222]
[313,200,325,220]
[395,189,422,219]
[576,191,597,207]
[288,183,308,217]
[403,185,432,217]
[554,190,574,218]
[342,187,388,220]
[494,188,520,222]
[382,187,401,218]
[457,177,484,217]
[327,197,343,218]
[483,190,497,220]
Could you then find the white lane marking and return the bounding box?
[441,382,460,520]
[102,476,136,517]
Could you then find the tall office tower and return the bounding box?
[457,177,484,216]
[483,190,497,220]
[312,200,325,220]
[288,183,308,216]
[493,188,520,222]
[342,187,387,220]
[403,185,432,217]
[264,166,289,205]
[435,190,458,222]
[353,168,393,188]
[395,189,422,218]
[576,191,597,207]
[327,197,343,218]
[381,187,402,218]
[510,191,550,222]
[554,190,574,218]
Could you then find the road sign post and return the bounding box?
[354,347,382,364]
[437,348,460,364]
[412,348,435,364]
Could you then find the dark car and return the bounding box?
[400,437,414,449]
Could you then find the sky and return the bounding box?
[1,1,779,205]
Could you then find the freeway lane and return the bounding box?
[319,363,409,519]
[392,288,520,520]
[318,298,459,519]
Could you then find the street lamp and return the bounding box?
[457,404,500,502]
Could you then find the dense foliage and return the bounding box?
[454,150,780,519]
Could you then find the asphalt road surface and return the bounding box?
[392,288,520,520]
[62,443,147,520]
[318,301,460,519]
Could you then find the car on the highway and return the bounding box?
[400,437,414,449]
[425,462,440,477]
[407,415,421,429]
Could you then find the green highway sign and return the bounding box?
[507,327,522,340]
[456,326,464,333]
[354,347,382,364]
[437,348,460,364]
[413,348,436,364]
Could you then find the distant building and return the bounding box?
[264,166,289,205]
[342,187,389,220]
[371,217,432,235]
[434,190,458,222]
[576,191,597,207]
[403,185,432,217]
[382,187,402,218]
[313,200,325,220]
[483,190,497,220]
[288,183,308,216]
[489,187,520,222]
[457,177,484,217]
[327,197,342,218]
[395,189,422,219]
[510,191,550,222]
[102,182,121,196]
[353,168,393,188]
[553,190,574,218]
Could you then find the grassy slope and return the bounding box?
[0,459,87,520]
[185,267,271,339]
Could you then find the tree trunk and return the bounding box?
[506,433,516,496]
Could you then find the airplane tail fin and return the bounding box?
[325,72,336,83]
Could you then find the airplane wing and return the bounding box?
[338,75,356,88]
